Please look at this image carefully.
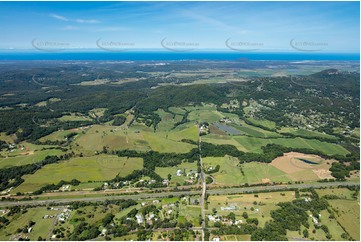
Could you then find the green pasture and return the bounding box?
[14,155,143,193]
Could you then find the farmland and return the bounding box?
[0,60,359,241]
[320,188,360,240]
[13,155,143,193]
[0,206,59,241]
[207,191,296,227]
[202,156,291,186]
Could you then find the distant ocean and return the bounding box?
[0,51,359,61]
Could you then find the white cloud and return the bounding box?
[75,19,100,24]
[62,25,80,31]
[91,26,130,32]
[50,14,68,21]
[181,10,248,35]
[50,14,100,24]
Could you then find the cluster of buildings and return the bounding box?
[207,214,243,226]
[58,208,71,222]
[60,185,71,192]
[219,118,232,124]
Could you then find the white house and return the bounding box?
[136,214,143,224]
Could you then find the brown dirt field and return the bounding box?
[262,178,272,184]
[209,125,227,135]
[271,152,334,180]
[20,151,34,156]
[312,169,333,179]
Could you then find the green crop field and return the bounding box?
[202,156,291,185]
[14,155,143,193]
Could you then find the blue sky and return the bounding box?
[0,1,359,52]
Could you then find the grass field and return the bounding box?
[155,161,198,186]
[202,135,248,152]
[218,234,251,241]
[179,205,201,227]
[39,129,83,142]
[14,155,143,193]
[0,148,64,169]
[142,131,195,153]
[328,199,360,240]
[233,136,349,155]
[316,188,356,200]
[58,113,92,122]
[168,106,187,115]
[73,181,104,190]
[278,127,338,140]
[207,191,296,227]
[0,207,59,240]
[202,156,291,186]
[246,117,277,130]
[187,106,223,123]
[0,132,16,143]
[72,122,196,155]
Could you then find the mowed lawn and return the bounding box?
[202,156,290,186]
[14,155,143,193]
[233,136,349,156]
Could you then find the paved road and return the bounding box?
[198,126,206,242]
[46,206,65,240]
[0,181,358,208]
